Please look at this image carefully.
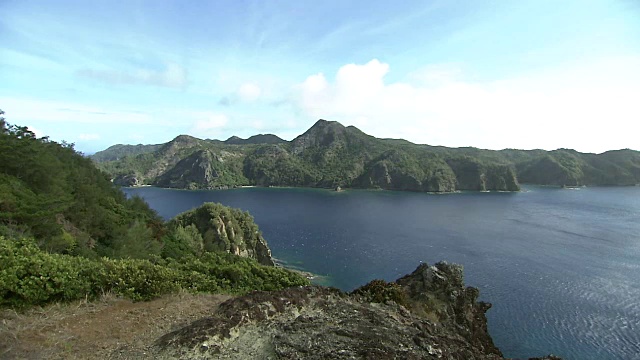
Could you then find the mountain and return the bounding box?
[224,133,286,145]
[91,143,163,162]
[93,119,640,191]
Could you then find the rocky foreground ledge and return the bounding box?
[153,262,560,359]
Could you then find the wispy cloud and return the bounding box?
[237,83,262,102]
[190,113,229,138]
[217,82,263,107]
[0,97,153,125]
[76,63,188,88]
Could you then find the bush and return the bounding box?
[0,236,309,308]
[351,279,408,307]
[0,237,102,306]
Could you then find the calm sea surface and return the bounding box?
[123,185,640,360]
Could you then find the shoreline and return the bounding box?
[272,257,329,285]
[119,183,524,194]
[120,182,640,194]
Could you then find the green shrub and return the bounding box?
[0,237,102,306]
[351,279,408,307]
[0,236,309,308]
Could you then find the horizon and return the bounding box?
[1,0,639,154]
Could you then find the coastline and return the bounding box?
[118,183,525,194]
[272,257,331,285]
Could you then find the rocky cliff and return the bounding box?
[152,262,560,359]
[168,202,274,266]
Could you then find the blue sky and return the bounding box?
[1,0,639,154]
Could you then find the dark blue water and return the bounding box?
[123,185,640,360]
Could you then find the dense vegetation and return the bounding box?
[94,119,640,191]
[0,236,306,307]
[0,109,308,308]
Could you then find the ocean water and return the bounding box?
[123,185,640,360]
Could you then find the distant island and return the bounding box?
[93,119,640,192]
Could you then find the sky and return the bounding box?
[1,0,639,154]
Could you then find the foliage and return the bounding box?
[351,279,408,307]
[0,110,308,310]
[94,118,640,191]
[0,236,309,307]
[0,111,164,257]
[91,143,162,162]
[154,149,249,189]
[168,202,261,255]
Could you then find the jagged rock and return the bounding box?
[155,150,221,189]
[153,262,558,359]
[169,202,274,266]
[396,262,499,356]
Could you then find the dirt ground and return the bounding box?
[0,292,231,360]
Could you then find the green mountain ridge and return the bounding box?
[94,119,640,191]
[225,133,286,145]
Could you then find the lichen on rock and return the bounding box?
[152,262,560,359]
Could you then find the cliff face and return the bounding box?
[356,150,459,192]
[169,202,274,266]
[153,148,248,189]
[153,262,559,359]
[112,173,141,187]
[396,262,499,355]
[154,150,221,189]
[448,158,520,191]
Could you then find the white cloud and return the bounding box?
[237,83,262,102]
[294,57,640,153]
[77,62,188,88]
[78,133,100,140]
[190,113,229,138]
[0,97,153,125]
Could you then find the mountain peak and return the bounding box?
[171,134,200,144]
[309,119,345,130]
[291,119,359,154]
[225,135,242,142]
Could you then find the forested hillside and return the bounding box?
[94,119,640,191]
[0,110,308,308]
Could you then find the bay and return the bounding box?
[123,185,640,360]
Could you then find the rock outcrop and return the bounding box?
[169,202,274,266]
[153,262,559,359]
[447,158,520,191]
[112,173,141,187]
[357,150,459,192]
[155,150,221,189]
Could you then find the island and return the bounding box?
[93,119,640,192]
